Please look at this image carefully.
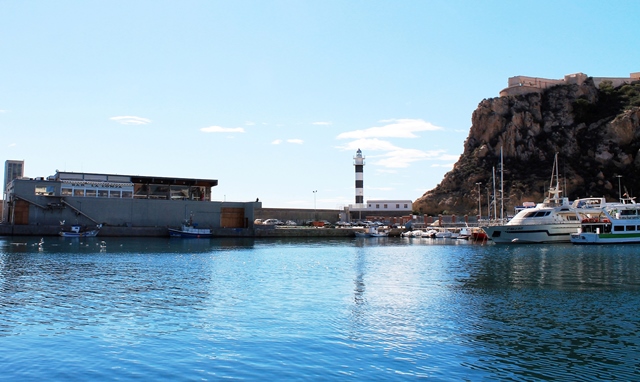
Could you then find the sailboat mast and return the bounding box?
[492,166,497,221]
[500,147,504,222]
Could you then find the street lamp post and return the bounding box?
[475,182,482,221]
[313,190,317,220]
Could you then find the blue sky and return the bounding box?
[2,1,639,209]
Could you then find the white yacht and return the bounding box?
[482,196,607,243]
[481,154,607,244]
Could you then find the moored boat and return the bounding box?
[355,226,389,237]
[481,154,607,244]
[59,224,102,238]
[570,198,640,244]
[168,224,213,238]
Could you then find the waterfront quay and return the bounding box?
[0,223,378,238]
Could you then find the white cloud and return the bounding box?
[335,119,457,169]
[312,121,332,126]
[200,126,245,133]
[110,116,151,125]
[373,148,445,168]
[272,139,282,145]
[245,121,256,126]
[0,109,7,113]
[336,138,399,152]
[8,143,16,147]
[336,138,454,169]
[287,139,304,144]
[336,118,443,139]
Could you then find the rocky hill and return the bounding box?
[414,76,640,217]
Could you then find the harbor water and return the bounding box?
[1,236,639,381]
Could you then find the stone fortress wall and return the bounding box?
[500,72,640,97]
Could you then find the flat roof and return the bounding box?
[55,171,218,188]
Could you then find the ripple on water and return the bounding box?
[0,238,639,380]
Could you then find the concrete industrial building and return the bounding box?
[2,168,260,236]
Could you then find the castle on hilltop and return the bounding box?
[499,71,640,97]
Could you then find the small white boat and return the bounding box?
[435,230,453,238]
[355,226,388,237]
[59,224,101,238]
[457,227,471,240]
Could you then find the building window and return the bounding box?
[74,189,85,197]
[122,191,133,198]
[62,188,72,196]
[86,189,97,197]
[396,204,399,208]
[376,204,380,209]
[98,190,109,198]
[35,186,55,196]
[404,204,408,208]
[110,190,121,198]
[149,185,169,199]
[384,204,388,209]
[170,185,189,200]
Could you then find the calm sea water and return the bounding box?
[1,236,639,381]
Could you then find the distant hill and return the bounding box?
[414,76,640,216]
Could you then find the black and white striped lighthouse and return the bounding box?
[354,149,365,204]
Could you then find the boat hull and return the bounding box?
[168,228,213,238]
[571,232,640,245]
[59,230,100,238]
[482,223,581,244]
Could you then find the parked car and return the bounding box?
[285,220,297,226]
[262,219,283,225]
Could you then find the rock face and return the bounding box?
[414,77,640,216]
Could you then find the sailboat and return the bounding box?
[481,153,607,243]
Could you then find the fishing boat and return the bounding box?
[59,224,102,238]
[168,223,212,238]
[481,154,607,243]
[570,197,640,244]
[168,214,213,238]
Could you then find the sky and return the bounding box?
[2,1,639,209]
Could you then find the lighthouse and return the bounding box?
[354,149,364,204]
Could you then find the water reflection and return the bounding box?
[455,244,640,380]
[1,236,639,380]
